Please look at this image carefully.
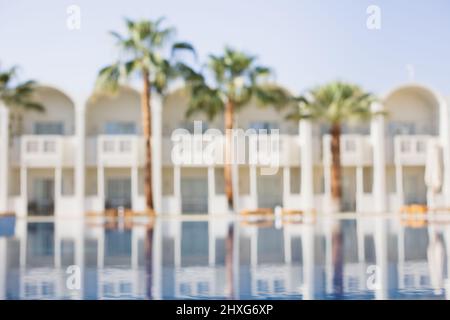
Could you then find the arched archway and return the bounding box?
[384,84,441,136]
[85,86,142,211]
[383,84,447,206]
[12,85,77,216]
[15,85,76,136]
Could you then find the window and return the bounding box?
[34,122,64,135]
[388,122,415,136]
[104,122,136,135]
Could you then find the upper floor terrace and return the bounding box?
[9,86,77,168]
[3,83,449,170]
[85,87,145,167]
[384,85,444,166]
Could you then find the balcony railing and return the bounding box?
[17,135,75,167]
[394,135,432,165]
[322,134,372,166]
[94,135,144,166]
[163,134,300,167]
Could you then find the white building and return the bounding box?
[0,83,449,217]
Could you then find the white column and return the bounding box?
[323,136,332,211]
[54,232,61,268]
[283,167,290,208]
[439,98,450,207]
[374,219,389,299]
[131,166,139,211]
[207,166,215,214]
[231,161,239,213]
[75,104,85,215]
[356,166,364,212]
[371,102,387,213]
[232,221,240,299]
[208,222,215,266]
[356,220,365,262]
[249,165,258,209]
[446,226,450,299]
[131,228,139,268]
[98,229,104,268]
[0,105,9,213]
[54,167,62,217]
[19,166,27,218]
[302,223,315,300]
[251,230,258,267]
[17,219,27,267]
[325,227,333,293]
[284,228,292,264]
[324,164,331,201]
[0,239,6,300]
[397,225,405,289]
[395,163,404,207]
[74,221,84,299]
[174,166,181,214]
[98,165,105,211]
[151,95,162,214]
[152,219,163,299]
[300,120,314,211]
[174,221,181,268]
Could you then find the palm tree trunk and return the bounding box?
[224,99,234,210]
[142,69,154,213]
[332,220,343,297]
[144,223,154,299]
[330,123,342,212]
[225,223,234,298]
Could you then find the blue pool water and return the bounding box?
[0,214,448,300]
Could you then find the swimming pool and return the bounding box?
[0,213,448,300]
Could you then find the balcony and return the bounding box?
[322,134,372,166]
[393,135,432,165]
[250,134,300,166]
[12,135,76,167]
[162,134,300,167]
[87,135,144,167]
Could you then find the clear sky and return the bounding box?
[1,0,450,98]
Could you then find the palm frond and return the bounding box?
[286,81,379,125]
[95,63,121,93]
[98,17,196,95]
[171,42,196,59]
[0,65,43,112]
[180,47,291,120]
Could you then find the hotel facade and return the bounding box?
[0,82,449,217]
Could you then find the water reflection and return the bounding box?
[1,214,450,299]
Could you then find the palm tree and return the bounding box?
[288,81,376,212]
[0,64,44,136]
[95,18,195,214]
[181,47,292,211]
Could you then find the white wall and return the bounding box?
[384,88,439,135]
[86,87,141,135]
[20,87,75,135]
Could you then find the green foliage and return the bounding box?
[287,81,378,125]
[0,64,43,112]
[96,17,195,95]
[182,47,293,120]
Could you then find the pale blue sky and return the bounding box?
[1,0,450,97]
